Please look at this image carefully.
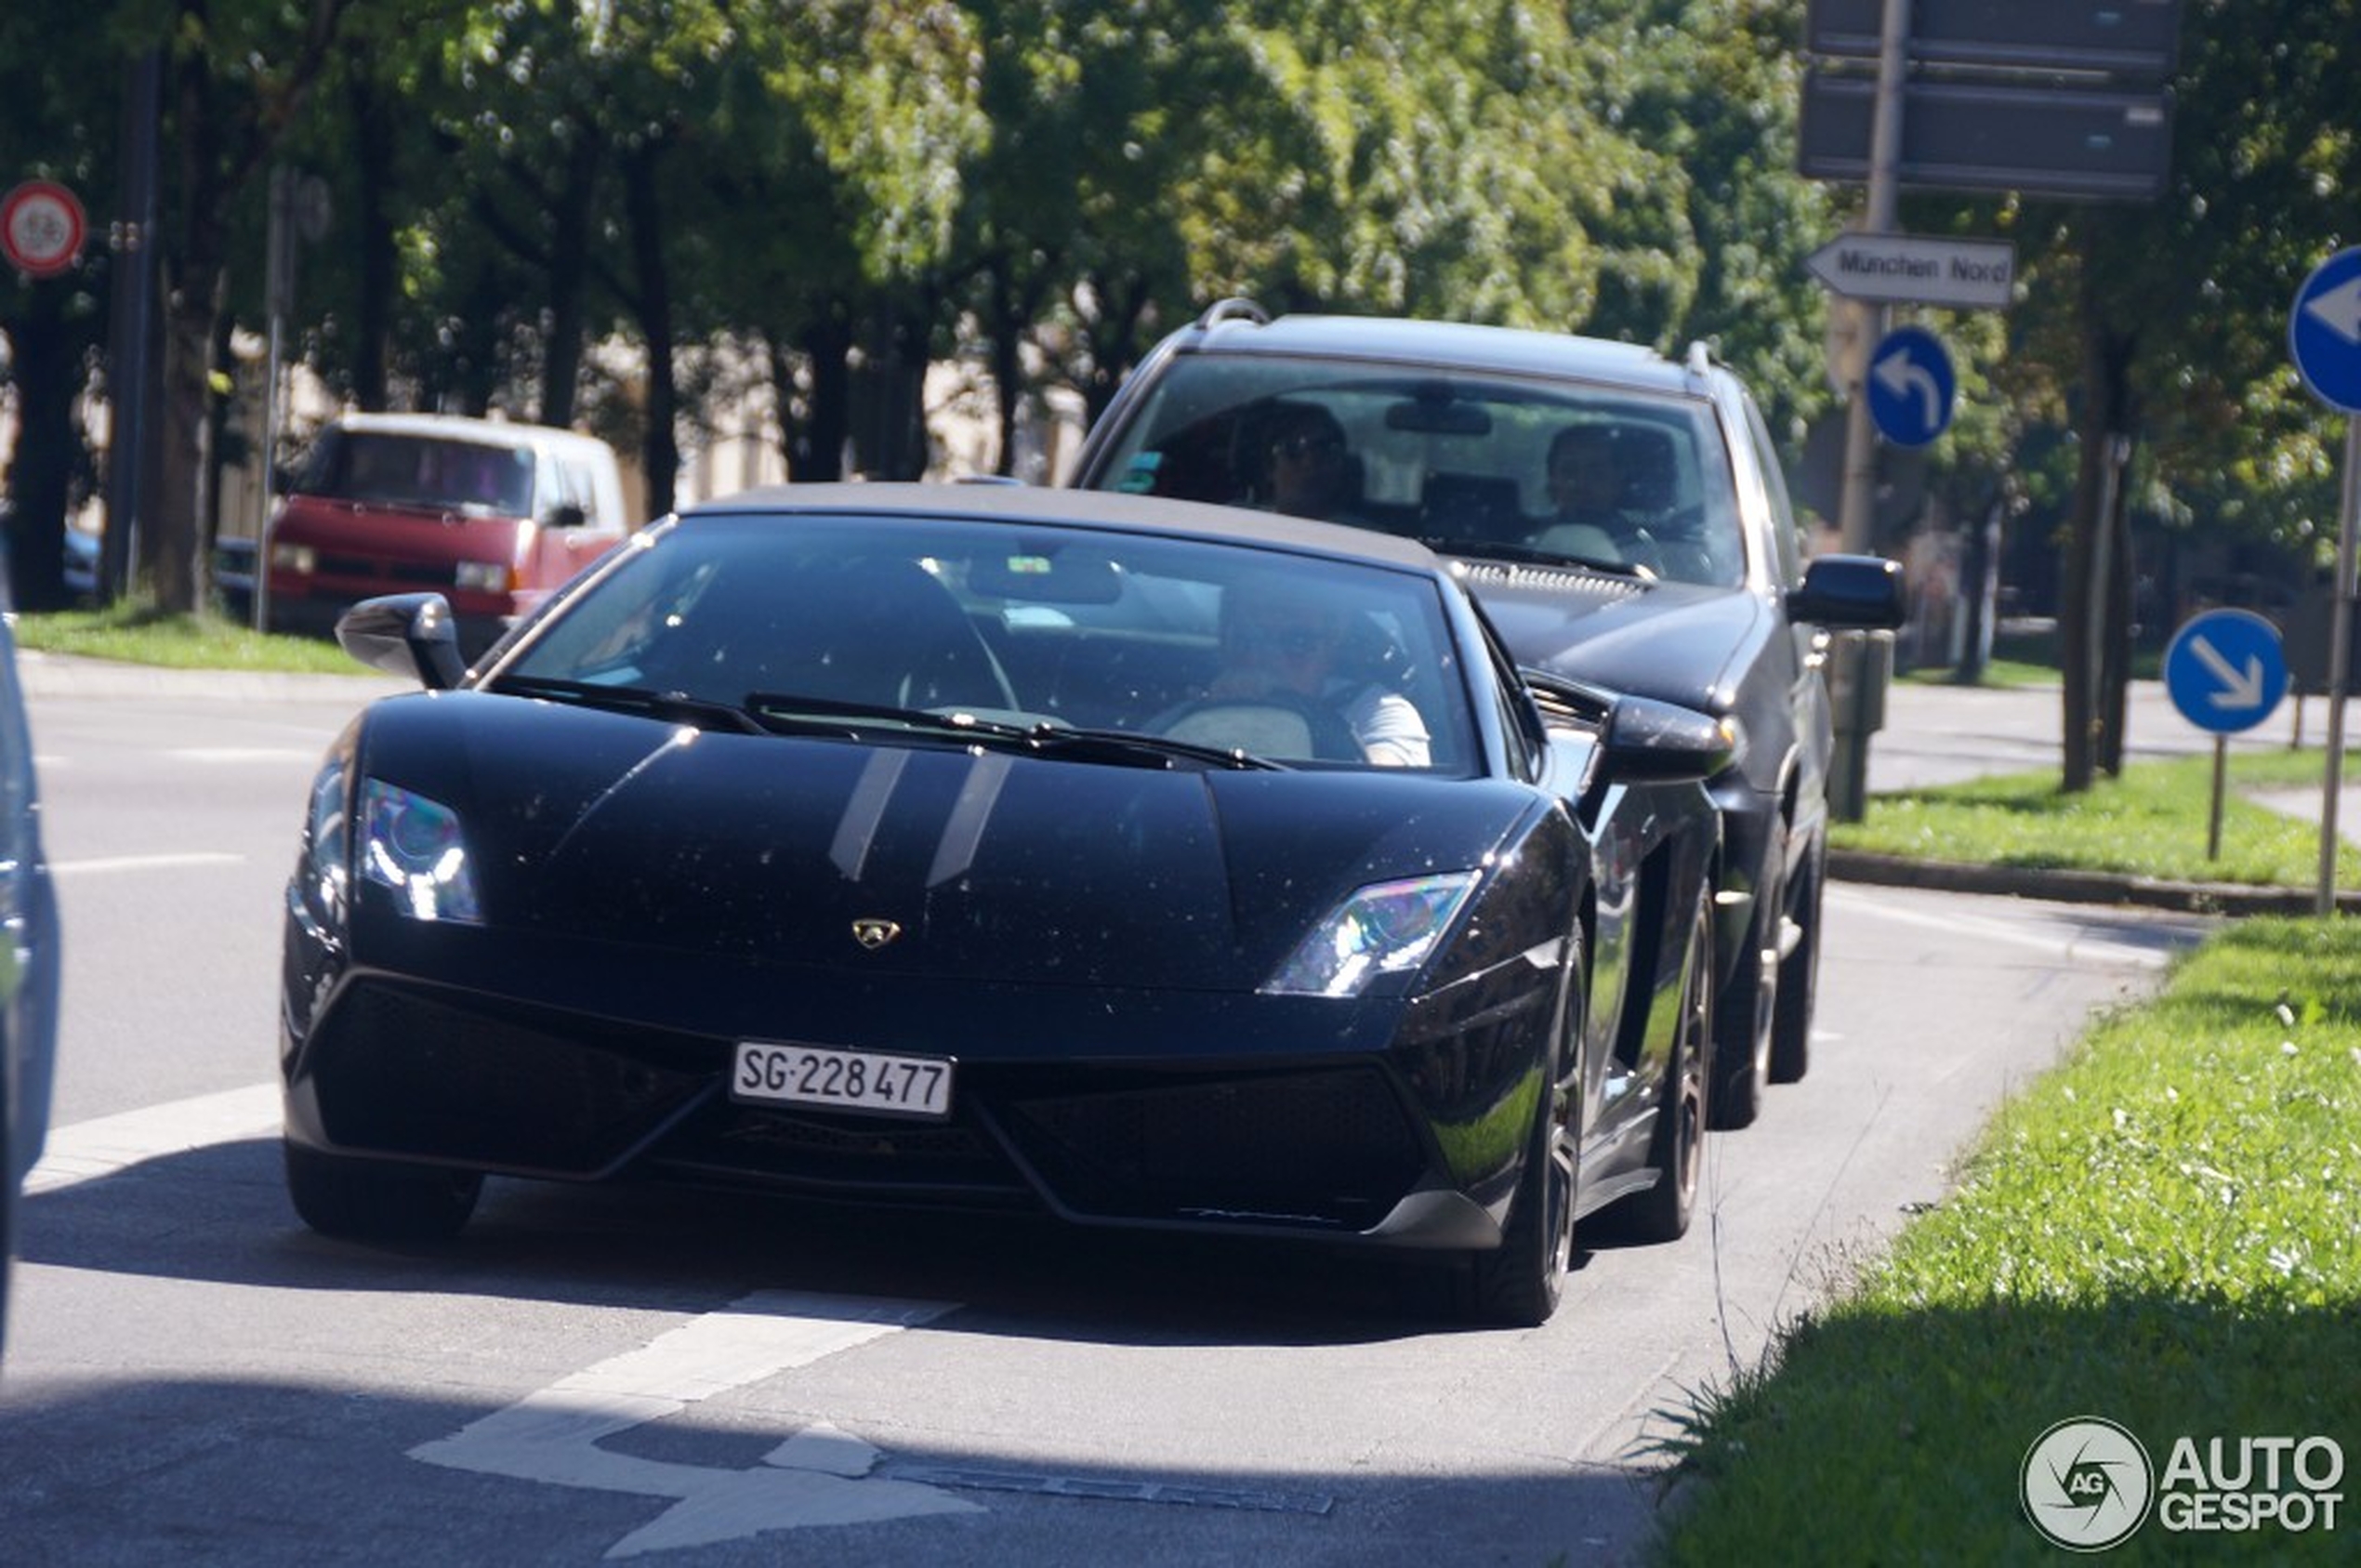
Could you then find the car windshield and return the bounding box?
[495,511,1479,774]
[1087,355,1747,587]
[303,430,538,516]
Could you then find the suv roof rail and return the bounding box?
[1684,340,1714,376]
[1196,297,1271,330]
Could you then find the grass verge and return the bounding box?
[1835,748,2361,889]
[1649,917,2361,1564]
[11,603,364,675]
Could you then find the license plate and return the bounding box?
[730,1041,955,1120]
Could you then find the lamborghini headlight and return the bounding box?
[360,780,482,924]
[1264,872,1479,998]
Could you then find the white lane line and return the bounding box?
[1828,885,2172,970]
[410,1290,979,1556]
[50,851,244,876]
[166,747,324,764]
[23,1082,282,1194]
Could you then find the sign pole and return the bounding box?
[2209,735,2227,861]
[2318,415,2360,916]
[1836,0,1910,553]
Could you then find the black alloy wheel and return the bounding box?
[1710,852,1780,1131]
[1613,891,1713,1243]
[1770,836,1826,1084]
[1460,940,1584,1327]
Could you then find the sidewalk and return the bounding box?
[1851,677,2361,915]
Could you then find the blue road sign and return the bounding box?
[2291,247,2361,414]
[1866,325,1955,447]
[2165,609,2288,735]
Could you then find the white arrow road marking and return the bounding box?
[410,1290,981,1557]
[2191,635,2267,708]
[1873,347,1943,428]
[2304,276,2361,344]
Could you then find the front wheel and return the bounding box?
[1609,891,1713,1243]
[1459,1084,1578,1327]
[1770,837,1826,1084]
[1710,858,1778,1131]
[284,1141,481,1243]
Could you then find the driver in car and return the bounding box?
[1202,578,1431,767]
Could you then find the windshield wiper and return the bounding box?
[489,675,775,735]
[1024,726,1283,771]
[745,694,1283,771]
[1427,537,1654,580]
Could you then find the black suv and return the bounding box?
[1071,302,1903,1128]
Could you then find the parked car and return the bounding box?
[281,482,1733,1324]
[1070,305,1905,1128]
[261,413,629,658]
[0,612,60,1356]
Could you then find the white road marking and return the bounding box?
[410,1290,979,1556]
[166,746,326,765]
[1828,885,2174,970]
[24,1082,281,1194]
[50,850,244,877]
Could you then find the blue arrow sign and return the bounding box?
[1866,325,1955,447]
[2291,246,2361,414]
[2165,609,2288,735]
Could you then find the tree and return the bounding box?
[136,0,353,613]
[0,0,123,610]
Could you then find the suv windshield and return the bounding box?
[1087,355,1747,587]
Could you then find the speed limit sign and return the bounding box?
[2,179,88,278]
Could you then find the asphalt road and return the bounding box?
[1,655,2216,1564]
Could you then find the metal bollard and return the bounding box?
[1826,628,1895,824]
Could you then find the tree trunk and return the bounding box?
[537,132,601,428]
[786,315,853,482]
[148,277,220,613]
[622,141,679,520]
[2,299,87,612]
[2061,263,2140,791]
[350,70,399,412]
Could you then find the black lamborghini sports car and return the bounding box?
[280,483,1729,1324]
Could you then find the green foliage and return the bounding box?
[1654,919,2361,1564]
[13,605,376,674]
[1833,749,2361,889]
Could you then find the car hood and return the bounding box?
[354,692,1536,991]
[1449,560,1765,715]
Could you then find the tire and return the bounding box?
[1460,944,1583,1327]
[1612,892,1713,1243]
[284,1141,481,1243]
[1770,837,1826,1085]
[1710,858,1777,1131]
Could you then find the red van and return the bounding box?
[261,413,630,656]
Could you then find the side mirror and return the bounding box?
[1599,694,1737,783]
[546,502,588,530]
[1790,554,1906,629]
[336,593,468,691]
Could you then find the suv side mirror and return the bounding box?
[1790,555,1906,629]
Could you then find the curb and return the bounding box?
[16,650,403,705]
[1828,848,2361,917]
